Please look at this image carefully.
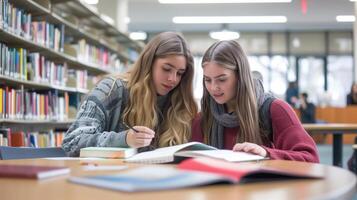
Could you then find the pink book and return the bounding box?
[178,157,323,183]
[0,164,70,179]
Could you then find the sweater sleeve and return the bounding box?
[263,99,320,163]
[62,77,129,157]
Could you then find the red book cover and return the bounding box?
[0,164,70,179]
[10,131,25,147]
[178,158,322,183]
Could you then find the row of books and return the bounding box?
[76,39,125,71]
[1,1,127,73]
[67,69,88,90]
[0,1,65,52]
[0,0,32,39]
[0,43,27,80]
[31,21,65,52]
[0,127,65,147]
[0,42,93,90]
[28,52,67,87]
[0,87,69,120]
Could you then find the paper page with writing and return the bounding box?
[125,142,217,164]
[174,149,266,162]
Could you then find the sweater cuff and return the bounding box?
[109,131,130,148]
[262,146,272,159]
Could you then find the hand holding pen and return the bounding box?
[123,121,155,148]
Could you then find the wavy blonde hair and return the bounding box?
[120,32,197,148]
[201,40,263,145]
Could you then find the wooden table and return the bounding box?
[303,123,357,167]
[0,158,356,200]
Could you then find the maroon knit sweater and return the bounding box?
[191,99,320,163]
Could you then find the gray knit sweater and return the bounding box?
[62,77,130,157]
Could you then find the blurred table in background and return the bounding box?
[296,106,357,144]
[303,123,357,167]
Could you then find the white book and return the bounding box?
[80,147,137,159]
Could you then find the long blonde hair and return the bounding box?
[201,40,263,145]
[120,32,197,147]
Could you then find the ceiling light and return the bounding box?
[173,16,287,24]
[82,0,99,5]
[130,32,147,40]
[209,30,240,40]
[336,15,355,22]
[159,0,291,3]
[125,17,131,24]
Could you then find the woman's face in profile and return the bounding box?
[151,55,187,96]
[203,62,237,105]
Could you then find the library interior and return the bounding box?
[0,0,357,200]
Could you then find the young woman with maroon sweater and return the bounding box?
[192,40,319,163]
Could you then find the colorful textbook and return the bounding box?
[125,142,265,164]
[69,158,322,192]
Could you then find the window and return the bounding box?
[298,57,325,105]
[327,56,353,106]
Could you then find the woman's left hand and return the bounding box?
[233,142,267,157]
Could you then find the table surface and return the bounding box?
[303,123,357,132]
[0,158,356,200]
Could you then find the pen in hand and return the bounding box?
[122,121,139,133]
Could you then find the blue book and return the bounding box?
[69,165,228,192]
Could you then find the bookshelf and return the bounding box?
[0,0,141,147]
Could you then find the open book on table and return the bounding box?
[124,142,266,164]
[69,157,322,192]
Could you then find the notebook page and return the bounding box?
[176,150,265,162]
[125,142,207,164]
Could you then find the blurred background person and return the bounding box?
[347,83,357,105]
[285,81,299,108]
[299,92,316,124]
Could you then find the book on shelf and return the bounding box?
[0,127,11,146]
[0,85,69,121]
[10,131,25,147]
[124,142,265,164]
[0,127,65,148]
[69,157,322,192]
[0,164,70,179]
[80,147,137,159]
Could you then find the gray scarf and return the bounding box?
[209,74,275,148]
